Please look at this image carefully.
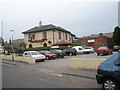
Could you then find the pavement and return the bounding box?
[2,59,96,79]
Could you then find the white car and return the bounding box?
[23,51,46,62]
[83,46,94,54]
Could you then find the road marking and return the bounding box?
[48,73,64,77]
[1,63,16,67]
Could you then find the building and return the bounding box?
[77,32,114,49]
[22,22,76,48]
[12,39,26,48]
[4,39,26,52]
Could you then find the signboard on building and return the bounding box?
[88,39,95,43]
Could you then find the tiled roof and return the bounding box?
[22,24,71,34]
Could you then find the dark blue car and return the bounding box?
[96,53,120,90]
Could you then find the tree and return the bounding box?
[113,26,120,45]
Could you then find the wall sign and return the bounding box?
[88,39,95,43]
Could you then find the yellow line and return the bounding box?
[1,63,16,67]
[48,73,64,77]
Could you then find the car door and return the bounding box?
[78,48,83,53]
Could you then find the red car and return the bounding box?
[96,46,113,56]
[39,51,56,60]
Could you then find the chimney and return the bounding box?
[39,21,42,27]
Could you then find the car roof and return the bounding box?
[100,53,120,66]
[24,51,38,53]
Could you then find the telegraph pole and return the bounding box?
[1,21,3,46]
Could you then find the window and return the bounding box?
[43,32,47,39]
[66,33,67,40]
[115,58,120,66]
[79,48,82,50]
[58,32,61,39]
[24,53,27,55]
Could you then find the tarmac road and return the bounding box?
[2,52,116,88]
[2,64,102,88]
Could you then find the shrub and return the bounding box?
[24,47,51,51]
[72,43,83,47]
[15,48,24,54]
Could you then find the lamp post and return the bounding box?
[10,30,15,61]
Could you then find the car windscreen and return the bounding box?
[98,47,107,49]
[56,50,62,52]
[44,51,51,54]
[31,52,40,55]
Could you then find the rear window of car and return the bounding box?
[84,47,92,49]
[114,54,120,66]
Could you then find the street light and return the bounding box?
[10,30,15,61]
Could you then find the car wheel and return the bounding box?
[102,78,119,90]
[111,52,113,54]
[97,53,100,56]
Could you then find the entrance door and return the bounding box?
[88,42,94,47]
[43,43,47,47]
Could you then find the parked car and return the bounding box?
[113,45,120,51]
[50,50,64,58]
[96,46,113,56]
[96,53,120,90]
[118,49,120,53]
[72,46,84,54]
[23,51,46,62]
[63,48,77,56]
[83,46,94,54]
[39,51,56,60]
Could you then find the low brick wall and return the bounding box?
[1,55,13,60]
[14,56,35,64]
[1,55,36,64]
[69,58,106,70]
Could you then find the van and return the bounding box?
[72,46,84,54]
[23,51,46,62]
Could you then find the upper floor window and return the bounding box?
[58,32,61,39]
[66,33,67,40]
[42,32,47,39]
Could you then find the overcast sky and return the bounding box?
[0,0,119,41]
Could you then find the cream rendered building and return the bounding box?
[22,22,76,48]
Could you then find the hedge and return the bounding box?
[15,44,83,54]
[15,46,70,54]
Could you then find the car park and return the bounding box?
[23,51,46,62]
[63,48,77,56]
[96,46,113,56]
[96,53,120,90]
[39,51,56,60]
[50,50,64,58]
